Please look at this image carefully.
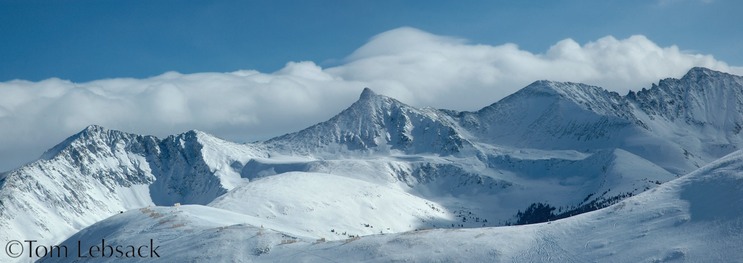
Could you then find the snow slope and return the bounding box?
[210,172,450,240]
[40,150,743,262]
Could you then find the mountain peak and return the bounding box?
[356,87,385,104]
[75,124,137,142]
[267,86,469,155]
[630,66,743,130]
[519,80,562,95]
[349,87,401,111]
[681,67,724,81]
[474,79,630,137]
[516,80,614,100]
[359,87,377,99]
[80,124,108,136]
[687,66,715,74]
[40,125,142,160]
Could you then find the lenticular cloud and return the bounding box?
[0,27,741,171]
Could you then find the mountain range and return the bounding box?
[2,67,742,262]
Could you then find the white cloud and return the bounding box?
[0,27,741,171]
[329,28,742,110]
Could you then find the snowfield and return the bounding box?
[209,171,452,240]
[2,67,743,262]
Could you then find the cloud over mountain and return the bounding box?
[330,27,742,109]
[0,27,741,171]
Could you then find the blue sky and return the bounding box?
[1,0,740,82]
[0,0,742,171]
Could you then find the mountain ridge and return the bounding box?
[2,67,742,262]
[40,150,743,262]
[0,125,264,247]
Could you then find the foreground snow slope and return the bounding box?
[43,150,743,262]
[280,150,743,262]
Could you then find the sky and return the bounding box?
[0,0,742,171]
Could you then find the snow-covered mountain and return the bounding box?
[40,149,743,262]
[2,67,742,262]
[0,126,264,249]
[628,67,743,170]
[451,67,743,175]
[458,80,636,149]
[266,87,472,156]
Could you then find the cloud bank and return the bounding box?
[1,27,741,171]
